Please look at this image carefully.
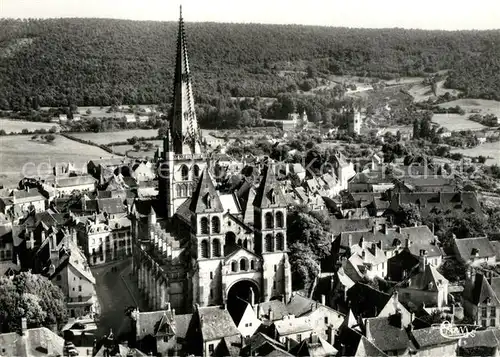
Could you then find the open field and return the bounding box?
[408,80,462,102]
[437,99,500,117]
[451,141,500,166]
[69,129,159,145]
[0,135,113,187]
[0,118,60,133]
[431,114,486,131]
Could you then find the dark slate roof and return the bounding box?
[408,264,448,291]
[228,297,251,326]
[463,274,500,305]
[454,236,495,261]
[189,168,224,214]
[197,306,240,341]
[255,300,290,321]
[340,225,441,257]
[242,333,291,357]
[137,311,169,337]
[175,198,193,223]
[215,335,242,357]
[329,217,384,235]
[356,335,389,357]
[0,225,13,244]
[392,192,482,217]
[365,316,409,352]
[411,327,457,349]
[460,328,500,348]
[253,165,287,209]
[346,283,391,319]
[174,313,192,340]
[98,197,126,214]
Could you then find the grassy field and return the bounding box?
[113,139,162,157]
[0,135,113,187]
[408,80,462,102]
[431,113,486,131]
[0,118,60,133]
[451,141,500,166]
[69,129,159,145]
[437,99,500,117]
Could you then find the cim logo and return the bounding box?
[432,321,478,346]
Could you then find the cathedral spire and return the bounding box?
[171,6,201,155]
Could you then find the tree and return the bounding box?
[133,143,142,151]
[0,272,67,333]
[287,205,332,290]
[49,126,58,133]
[45,134,56,143]
[395,203,422,227]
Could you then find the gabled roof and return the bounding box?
[365,316,409,352]
[197,306,240,341]
[255,300,289,321]
[228,297,252,326]
[408,264,447,291]
[463,273,500,306]
[454,236,495,261]
[97,197,126,215]
[273,316,312,336]
[411,327,456,349]
[289,335,338,357]
[190,168,223,214]
[346,283,392,319]
[253,165,287,209]
[355,335,389,357]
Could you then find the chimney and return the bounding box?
[166,302,171,311]
[405,238,412,248]
[383,224,388,235]
[372,226,377,233]
[348,234,353,248]
[431,223,435,235]
[361,250,366,260]
[21,317,27,335]
[419,250,428,272]
[327,325,335,346]
[309,332,314,343]
[409,313,414,332]
[285,337,291,351]
[256,304,260,319]
[396,226,401,234]
[268,307,273,321]
[321,294,326,306]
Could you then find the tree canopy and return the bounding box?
[0,272,67,333]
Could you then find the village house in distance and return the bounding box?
[1,4,500,357]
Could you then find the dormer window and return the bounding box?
[206,194,212,209]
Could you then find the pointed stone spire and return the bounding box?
[253,165,286,208]
[189,168,223,213]
[171,6,201,155]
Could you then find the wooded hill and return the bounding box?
[1,18,499,110]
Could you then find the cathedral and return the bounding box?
[132,8,292,314]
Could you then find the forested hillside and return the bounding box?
[1,18,499,109]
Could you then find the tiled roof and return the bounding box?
[273,316,312,336]
[393,192,482,217]
[197,306,240,341]
[346,283,391,319]
[411,327,456,348]
[0,327,65,356]
[255,300,290,321]
[175,198,193,223]
[97,197,126,215]
[460,328,500,348]
[174,313,192,339]
[463,273,500,305]
[189,168,223,214]
[289,336,337,357]
[454,236,495,261]
[137,311,169,337]
[329,217,384,235]
[340,225,441,257]
[408,264,447,291]
[55,175,96,188]
[365,316,409,352]
[286,293,319,317]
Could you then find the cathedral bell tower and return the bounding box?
[253,165,292,303]
[189,168,225,306]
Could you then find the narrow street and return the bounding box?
[91,258,146,338]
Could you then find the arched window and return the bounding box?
[276,211,284,228]
[240,258,248,271]
[206,194,212,209]
[181,165,189,181]
[200,217,209,235]
[211,216,220,234]
[243,239,248,249]
[225,232,236,246]
[265,234,273,252]
[265,212,274,229]
[231,261,237,272]
[180,185,187,197]
[176,185,182,198]
[276,233,285,251]
[237,239,243,247]
[201,240,209,258]
[250,260,255,270]
[212,239,221,257]
[193,165,200,179]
